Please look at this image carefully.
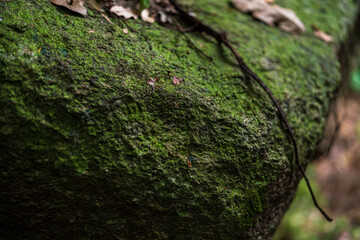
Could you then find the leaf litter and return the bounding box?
[49,0,174,23]
[147,77,157,89]
[231,0,306,33]
[49,0,307,34]
[172,75,183,85]
[49,0,88,16]
[110,5,139,19]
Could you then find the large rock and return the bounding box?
[0,0,356,239]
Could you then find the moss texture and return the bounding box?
[0,0,356,239]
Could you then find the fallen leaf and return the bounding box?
[231,0,305,33]
[313,29,333,43]
[141,9,155,23]
[172,76,183,85]
[110,5,138,19]
[88,30,95,33]
[187,160,192,168]
[123,28,129,34]
[147,78,157,88]
[49,0,87,16]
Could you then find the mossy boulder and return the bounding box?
[0,0,356,239]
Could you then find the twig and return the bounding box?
[181,22,199,32]
[101,13,113,24]
[169,0,333,222]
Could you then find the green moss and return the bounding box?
[0,0,356,239]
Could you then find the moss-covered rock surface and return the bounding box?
[0,0,356,239]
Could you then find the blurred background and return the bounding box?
[274,54,360,240]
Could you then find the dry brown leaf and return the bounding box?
[314,30,333,43]
[110,5,138,19]
[49,0,87,16]
[231,0,305,33]
[141,9,155,23]
[172,76,183,85]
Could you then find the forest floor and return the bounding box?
[316,94,360,225]
[274,75,360,239]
